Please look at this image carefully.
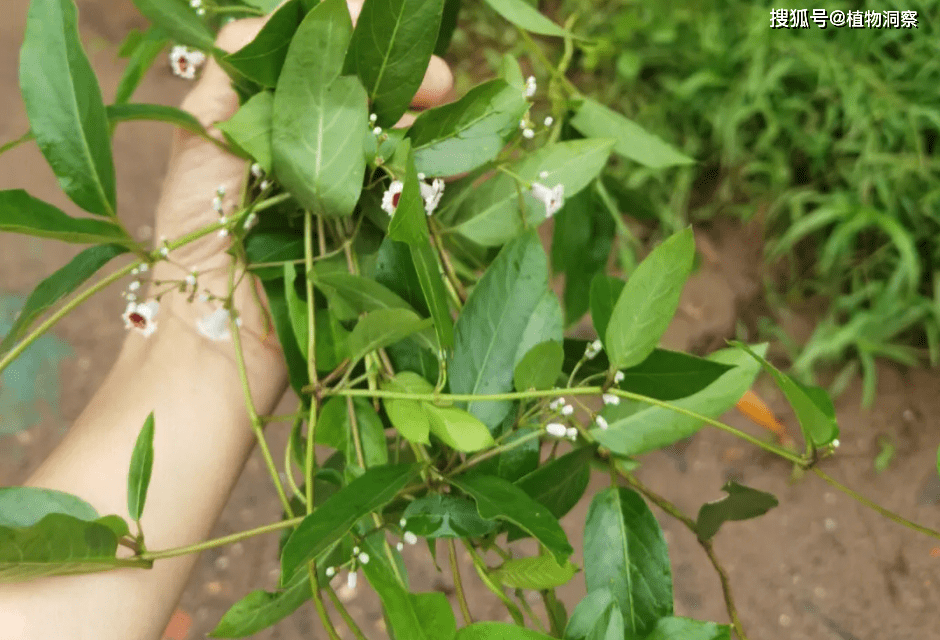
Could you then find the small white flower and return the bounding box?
[614,371,625,383]
[128,280,141,292]
[352,546,360,555]
[403,531,418,545]
[131,267,139,276]
[139,263,149,273]
[197,307,238,341]
[218,228,229,238]
[519,119,527,129]
[417,173,426,180]
[585,339,602,360]
[260,179,271,190]
[595,415,609,430]
[832,439,840,448]
[545,422,567,438]
[602,393,620,406]
[159,246,169,258]
[369,113,378,123]
[396,542,405,551]
[522,128,535,139]
[544,116,554,127]
[373,126,383,136]
[549,397,565,410]
[419,178,445,216]
[399,518,407,528]
[530,182,565,218]
[212,196,223,213]
[524,75,537,98]
[347,570,358,590]
[168,46,205,80]
[539,170,549,179]
[125,292,137,303]
[185,274,197,287]
[358,552,370,564]
[325,566,336,578]
[243,212,258,230]
[122,300,159,337]
[561,404,574,416]
[566,427,578,441]
[189,0,201,8]
[216,185,226,197]
[381,180,404,216]
[250,163,264,178]
[196,6,205,15]
[219,216,229,225]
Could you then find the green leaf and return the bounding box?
[605,228,695,369]
[347,308,433,364]
[345,0,444,127]
[95,514,131,539]
[450,232,549,430]
[360,534,457,640]
[643,617,731,640]
[435,0,461,56]
[130,0,215,50]
[456,622,554,640]
[280,463,421,580]
[588,276,624,344]
[424,404,495,452]
[492,555,578,590]
[0,487,98,528]
[106,103,212,141]
[114,28,169,104]
[695,481,779,542]
[223,0,306,87]
[583,487,672,638]
[408,79,529,177]
[731,342,839,447]
[388,142,430,245]
[316,396,388,468]
[570,99,694,169]
[0,190,129,244]
[514,447,593,520]
[402,494,497,538]
[454,139,614,246]
[372,238,429,314]
[20,0,116,216]
[590,345,766,457]
[0,244,127,358]
[272,0,367,217]
[411,241,454,348]
[209,568,311,638]
[587,602,624,640]
[449,474,573,564]
[474,425,540,483]
[516,290,563,365]
[498,53,524,91]
[0,513,146,583]
[313,270,413,318]
[127,412,155,522]
[383,372,434,445]
[260,278,309,395]
[617,349,734,401]
[565,588,615,640]
[514,341,564,391]
[482,0,568,37]
[217,92,274,172]
[283,263,308,359]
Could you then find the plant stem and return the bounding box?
[141,516,303,561]
[326,586,369,640]
[621,473,749,640]
[515,589,547,633]
[516,27,580,97]
[448,539,473,624]
[229,263,294,518]
[304,211,320,513]
[0,129,34,155]
[309,563,343,640]
[463,541,525,626]
[812,467,940,541]
[450,429,544,475]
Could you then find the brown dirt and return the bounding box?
[2,2,940,639]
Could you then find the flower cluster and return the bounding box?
[325,544,372,593]
[168,46,206,80]
[189,0,206,16]
[381,175,445,217]
[545,422,578,441]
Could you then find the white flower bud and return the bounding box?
[602,393,620,406]
[325,566,335,578]
[358,552,370,564]
[403,531,418,545]
[545,422,567,438]
[595,415,609,430]
[561,404,574,416]
[396,542,404,551]
[347,570,357,590]
[549,397,565,410]
[369,113,378,123]
[373,126,383,136]
[544,116,554,127]
[566,427,578,440]
[522,128,535,139]
[352,546,360,555]
[614,371,625,383]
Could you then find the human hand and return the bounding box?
[146,3,454,346]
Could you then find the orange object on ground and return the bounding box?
[735,389,793,446]
[163,608,192,640]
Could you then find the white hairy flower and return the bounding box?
[530,181,564,218]
[212,196,223,213]
[524,75,537,98]
[381,180,404,216]
[168,46,205,80]
[545,422,567,438]
[419,177,445,216]
[122,300,159,337]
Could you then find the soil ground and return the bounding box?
[2,2,939,639]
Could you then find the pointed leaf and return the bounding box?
[281,463,421,580]
[272,0,366,217]
[584,487,672,637]
[114,27,169,104]
[372,238,429,314]
[590,345,766,457]
[209,568,311,638]
[587,602,624,640]
[347,308,433,364]
[492,555,578,590]
[313,270,414,316]
[383,371,434,445]
[456,622,554,640]
[387,142,430,245]
[283,263,308,359]
[450,474,572,564]
[424,404,495,452]
[589,274,625,341]
[0,487,98,528]
[514,341,564,391]
[450,232,549,430]
[482,0,568,37]
[514,446,593,520]
[127,412,155,521]
[454,139,614,246]
[0,190,129,244]
[402,494,496,538]
[260,278,309,395]
[435,0,461,55]
[316,396,388,468]
[695,481,778,542]
[644,617,731,640]
[605,228,695,369]
[130,0,215,50]
[565,588,615,640]
[617,349,734,401]
[20,0,116,215]
[732,341,838,447]
[106,103,209,139]
[408,79,529,177]
[223,0,306,87]
[411,241,454,348]
[345,0,445,127]
[217,91,274,172]
[0,244,127,358]
[570,99,694,169]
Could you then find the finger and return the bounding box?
[410,55,454,110]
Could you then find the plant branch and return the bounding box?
[326,585,369,640]
[448,539,473,625]
[309,563,343,640]
[140,516,303,561]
